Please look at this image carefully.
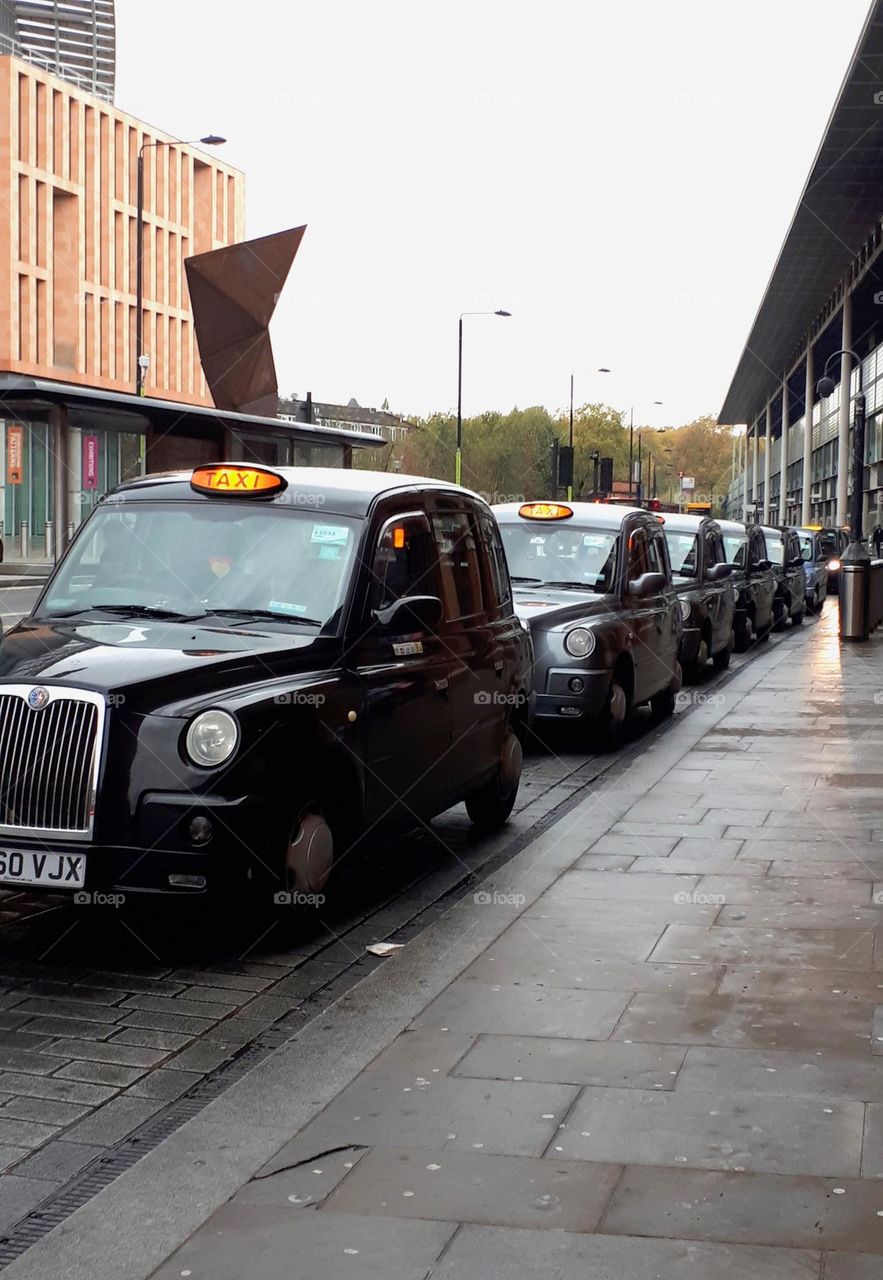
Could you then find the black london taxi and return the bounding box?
[759,525,805,629]
[660,513,735,681]
[717,518,776,650]
[0,465,532,903]
[791,525,831,613]
[492,501,682,743]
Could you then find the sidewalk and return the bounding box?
[10,607,883,1280]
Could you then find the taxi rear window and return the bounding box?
[41,503,362,632]
[664,532,698,576]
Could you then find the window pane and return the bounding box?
[433,511,484,619]
[371,517,437,611]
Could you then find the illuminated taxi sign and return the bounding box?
[190,465,287,497]
[518,502,573,520]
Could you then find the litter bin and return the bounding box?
[840,558,871,641]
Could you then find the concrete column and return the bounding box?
[763,399,772,523]
[49,403,69,563]
[779,378,789,525]
[742,427,751,521]
[801,344,814,525]
[752,420,760,520]
[836,291,852,527]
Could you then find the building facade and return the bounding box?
[720,0,883,535]
[0,53,244,549]
[0,0,116,100]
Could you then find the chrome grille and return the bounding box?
[0,688,104,838]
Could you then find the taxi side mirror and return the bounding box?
[751,558,772,573]
[627,571,666,597]
[373,594,443,634]
[707,563,733,581]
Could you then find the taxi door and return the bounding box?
[622,527,665,702]
[702,527,733,651]
[352,510,454,826]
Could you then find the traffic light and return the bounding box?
[557,446,574,488]
[599,457,614,494]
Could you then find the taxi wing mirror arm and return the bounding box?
[372,595,443,633]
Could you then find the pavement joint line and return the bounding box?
[0,620,820,1280]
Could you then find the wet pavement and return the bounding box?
[4,604,883,1280]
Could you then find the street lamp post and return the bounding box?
[135,133,226,396]
[568,367,610,501]
[456,309,510,486]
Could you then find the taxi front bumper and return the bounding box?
[534,667,610,721]
[0,793,269,897]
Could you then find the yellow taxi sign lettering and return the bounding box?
[191,465,287,497]
[518,502,573,521]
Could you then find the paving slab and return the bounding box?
[429,1223,820,1280]
[601,1165,883,1251]
[459,952,723,993]
[454,1034,685,1088]
[676,1045,883,1101]
[412,980,630,1039]
[649,924,875,968]
[323,1148,622,1231]
[552,1085,864,1176]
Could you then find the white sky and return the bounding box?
[115,0,871,427]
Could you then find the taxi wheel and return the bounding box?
[283,804,335,902]
[792,604,805,626]
[598,670,632,748]
[712,637,732,671]
[773,603,788,632]
[734,613,754,652]
[465,727,523,832]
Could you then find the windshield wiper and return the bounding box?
[510,575,543,584]
[194,607,324,627]
[542,579,604,592]
[41,604,191,620]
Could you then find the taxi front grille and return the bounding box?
[0,692,101,836]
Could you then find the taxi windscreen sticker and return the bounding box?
[310,524,350,545]
[268,600,310,616]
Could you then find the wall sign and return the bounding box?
[82,434,99,490]
[6,425,23,485]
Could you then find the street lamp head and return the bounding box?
[494,309,511,317]
[817,375,836,399]
[199,135,227,146]
[598,367,611,373]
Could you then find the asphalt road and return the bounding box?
[0,585,42,633]
[0,609,825,1264]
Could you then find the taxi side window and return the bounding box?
[704,531,722,567]
[646,531,667,578]
[432,511,485,620]
[628,529,649,580]
[370,515,438,612]
[477,513,511,610]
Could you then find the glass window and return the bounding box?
[40,503,362,632]
[764,533,784,565]
[477,513,511,609]
[665,532,698,576]
[704,532,723,567]
[432,511,485,619]
[646,532,666,576]
[371,514,438,612]
[628,529,649,579]
[499,522,619,593]
[723,532,747,566]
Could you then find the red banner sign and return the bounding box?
[6,425,23,485]
[82,434,99,490]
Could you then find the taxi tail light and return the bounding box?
[191,465,287,497]
[518,502,573,520]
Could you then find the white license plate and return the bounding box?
[0,850,86,889]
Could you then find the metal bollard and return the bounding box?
[43,520,53,559]
[871,560,883,631]
[18,521,28,561]
[840,560,871,641]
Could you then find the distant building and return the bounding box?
[279,396,413,445]
[0,0,116,100]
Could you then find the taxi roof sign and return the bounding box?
[191,465,287,497]
[518,502,573,520]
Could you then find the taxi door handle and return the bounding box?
[494,660,504,678]
[434,677,450,697]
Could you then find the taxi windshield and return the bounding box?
[723,533,747,566]
[764,534,784,565]
[664,532,698,577]
[798,535,814,562]
[38,502,361,632]
[500,522,619,592]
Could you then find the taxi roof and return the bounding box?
[492,500,646,530]
[658,513,716,534]
[106,466,483,518]
[716,518,751,536]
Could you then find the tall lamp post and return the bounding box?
[818,350,869,639]
[456,309,511,486]
[628,401,663,500]
[135,133,226,396]
[568,367,610,501]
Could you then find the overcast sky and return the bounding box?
[115,0,870,427]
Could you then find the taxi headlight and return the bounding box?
[564,627,596,658]
[185,710,239,768]
[828,558,841,572]
[679,598,692,622]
